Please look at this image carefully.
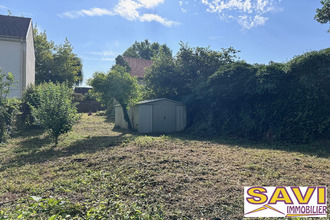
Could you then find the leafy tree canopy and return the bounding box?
[88,65,141,130]
[33,26,83,87]
[115,55,131,72]
[123,39,172,60]
[145,43,240,101]
[315,0,330,32]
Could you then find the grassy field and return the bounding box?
[0,114,329,219]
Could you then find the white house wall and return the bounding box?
[25,22,35,88]
[0,38,22,98]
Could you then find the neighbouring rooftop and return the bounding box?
[0,15,31,38]
[123,56,153,78]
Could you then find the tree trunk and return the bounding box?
[54,135,58,146]
[121,103,132,130]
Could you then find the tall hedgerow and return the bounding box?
[206,49,330,143]
[144,44,329,143]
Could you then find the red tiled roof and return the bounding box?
[124,56,153,78]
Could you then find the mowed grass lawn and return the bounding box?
[0,114,329,219]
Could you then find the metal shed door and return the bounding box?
[138,105,152,133]
[152,103,176,133]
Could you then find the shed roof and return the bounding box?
[74,87,92,95]
[123,56,153,78]
[115,98,184,107]
[0,15,31,38]
[137,98,184,105]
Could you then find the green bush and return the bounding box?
[279,48,330,142]
[20,84,40,128]
[83,89,97,101]
[72,92,83,101]
[143,45,329,143]
[0,99,20,143]
[206,49,330,143]
[0,71,20,143]
[31,82,79,145]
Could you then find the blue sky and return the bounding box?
[0,0,329,85]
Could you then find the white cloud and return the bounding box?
[80,56,115,62]
[201,0,281,30]
[59,0,178,27]
[81,8,114,17]
[138,0,164,8]
[114,0,141,20]
[87,50,115,57]
[83,49,116,62]
[140,13,179,27]
[59,8,114,18]
[179,1,189,13]
[0,5,8,9]
[238,14,268,29]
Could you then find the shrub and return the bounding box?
[72,92,83,101]
[83,89,97,101]
[0,99,20,143]
[20,84,40,128]
[31,82,79,145]
[0,71,19,143]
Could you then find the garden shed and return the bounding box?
[115,98,186,133]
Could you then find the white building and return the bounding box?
[115,98,187,133]
[0,15,35,98]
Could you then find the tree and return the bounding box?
[73,57,84,86]
[115,55,131,72]
[145,43,239,101]
[144,50,180,99]
[144,43,240,126]
[31,82,79,145]
[33,26,54,84]
[33,26,83,87]
[315,0,330,32]
[123,40,172,60]
[88,65,140,130]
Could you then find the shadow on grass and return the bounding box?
[169,132,330,158]
[3,119,328,172]
[0,132,133,171]
[12,127,44,139]
[14,135,53,153]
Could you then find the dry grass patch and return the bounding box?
[0,114,329,219]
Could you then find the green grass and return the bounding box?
[0,114,329,219]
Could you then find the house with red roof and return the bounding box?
[123,56,153,84]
